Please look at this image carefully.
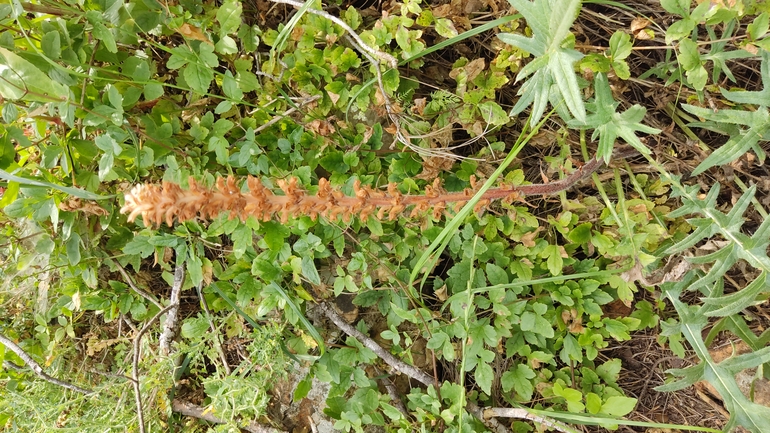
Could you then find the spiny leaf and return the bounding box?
[499,0,585,125]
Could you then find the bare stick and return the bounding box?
[114,262,163,311]
[267,0,397,68]
[132,304,176,433]
[171,399,286,433]
[482,407,576,433]
[317,302,434,385]
[317,303,574,433]
[159,264,185,356]
[0,333,93,395]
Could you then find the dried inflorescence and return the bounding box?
[120,156,609,228]
[119,175,511,227]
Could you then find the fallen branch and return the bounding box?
[0,333,94,395]
[482,407,576,433]
[114,262,163,311]
[171,399,286,433]
[158,264,185,356]
[132,303,176,433]
[317,302,510,433]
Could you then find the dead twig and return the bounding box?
[132,303,176,433]
[158,264,185,356]
[0,333,93,395]
[114,262,163,311]
[171,399,286,433]
[481,407,576,433]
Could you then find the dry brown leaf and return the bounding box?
[630,17,654,40]
[520,226,543,248]
[59,198,109,216]
[307,119,336,136]
[464,58,486,82]
[345,73,360,83]
[630,17,650,33]
[327,91,340,105]
[415,155,454,180]
[176,23,212,44]
[411,97,427,116]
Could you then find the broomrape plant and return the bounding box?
[3,0,770,431]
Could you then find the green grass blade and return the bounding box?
[0,168,112,200]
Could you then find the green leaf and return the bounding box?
[300,256,321,285]
[0,47,69,101]
[187,252,203,286]
[475,362,493,395]
[682,103,769,175]
[544,244,563,276]
[262,221,290,250]
[552,382,584,413]
[609,31,631,61]
[520,310,554,338]
[568,73,658,163]
[600,396,636,417]
[485,263,508,286]
[222,70,243,100]
[500,0,585,126]
[231,224,252,259]
[181,316,209,339]
[501,363,535,401]
[435,18,458,39]
[94,23,117,53]
[98,153,114,181]
[66,232,81,265]
[184,63,215,94]
[42,31,61,60]
[217,0,243,36]
[747,13,769,41]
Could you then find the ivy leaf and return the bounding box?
[498,0,585,126]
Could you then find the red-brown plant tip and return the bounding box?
[120,155,614,228]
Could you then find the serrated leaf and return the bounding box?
[475,362,493,395]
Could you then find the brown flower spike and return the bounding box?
[120,152,630,228]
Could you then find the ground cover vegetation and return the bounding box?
[0,0,769,431]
